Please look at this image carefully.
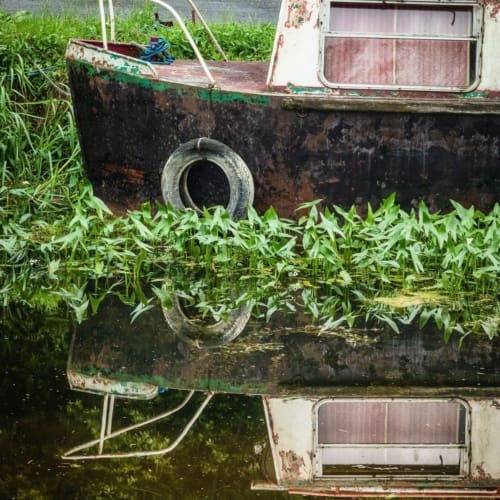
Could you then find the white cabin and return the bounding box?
[268,0,500,94]
[255,396,500,497]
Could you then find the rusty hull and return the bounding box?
[67,55,500,218]
[68,292,500,397]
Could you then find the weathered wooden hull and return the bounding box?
[67,42,500,217]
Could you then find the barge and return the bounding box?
[66,0,500,218]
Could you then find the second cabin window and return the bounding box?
[315,399,469,477]
[320,0,481,90]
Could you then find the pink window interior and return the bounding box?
[325,3,473,87]
[318,400,465,444]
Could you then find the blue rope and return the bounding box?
[140,36,175,65]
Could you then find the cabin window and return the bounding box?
[315,399,469,476]
[320,1,481,90]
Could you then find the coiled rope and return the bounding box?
[140,36,175,65]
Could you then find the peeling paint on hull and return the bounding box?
[67,54,500,217]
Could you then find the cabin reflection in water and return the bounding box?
[63,293,500,497]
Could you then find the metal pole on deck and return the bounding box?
[108,0,116,41]
[185,0,228,61]
[98,0,108,49]
[151,0,217,85]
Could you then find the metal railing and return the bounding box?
[62,390,214,459]
[97,0,228,87]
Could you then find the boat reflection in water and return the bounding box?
[63,277,500,498]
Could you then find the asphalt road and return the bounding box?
[0,0,280,23]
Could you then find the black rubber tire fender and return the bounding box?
[162,296,251,348]
[161,137,254,220]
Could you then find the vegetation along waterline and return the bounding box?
[0,7,498,339]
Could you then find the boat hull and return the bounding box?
[67,58,500,217]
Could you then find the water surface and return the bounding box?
[0,307,280,499]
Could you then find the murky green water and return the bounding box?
[1,269,498,499]
[0,307,287,499]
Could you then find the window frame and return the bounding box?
[313,398,471,479]
[318,0,483,92]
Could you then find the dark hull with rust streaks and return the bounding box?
[67,59,500,218]
[68,293,500,397]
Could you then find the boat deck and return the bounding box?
[155,59,269,92]
[73,40,270,93]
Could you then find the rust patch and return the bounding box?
[485,0,500,20]
[285,1,314,28]
[103,163,145,184]
[279,450,306,481]
[472,462,493,481]
[153,91,169,109]
[257,168,318,219]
